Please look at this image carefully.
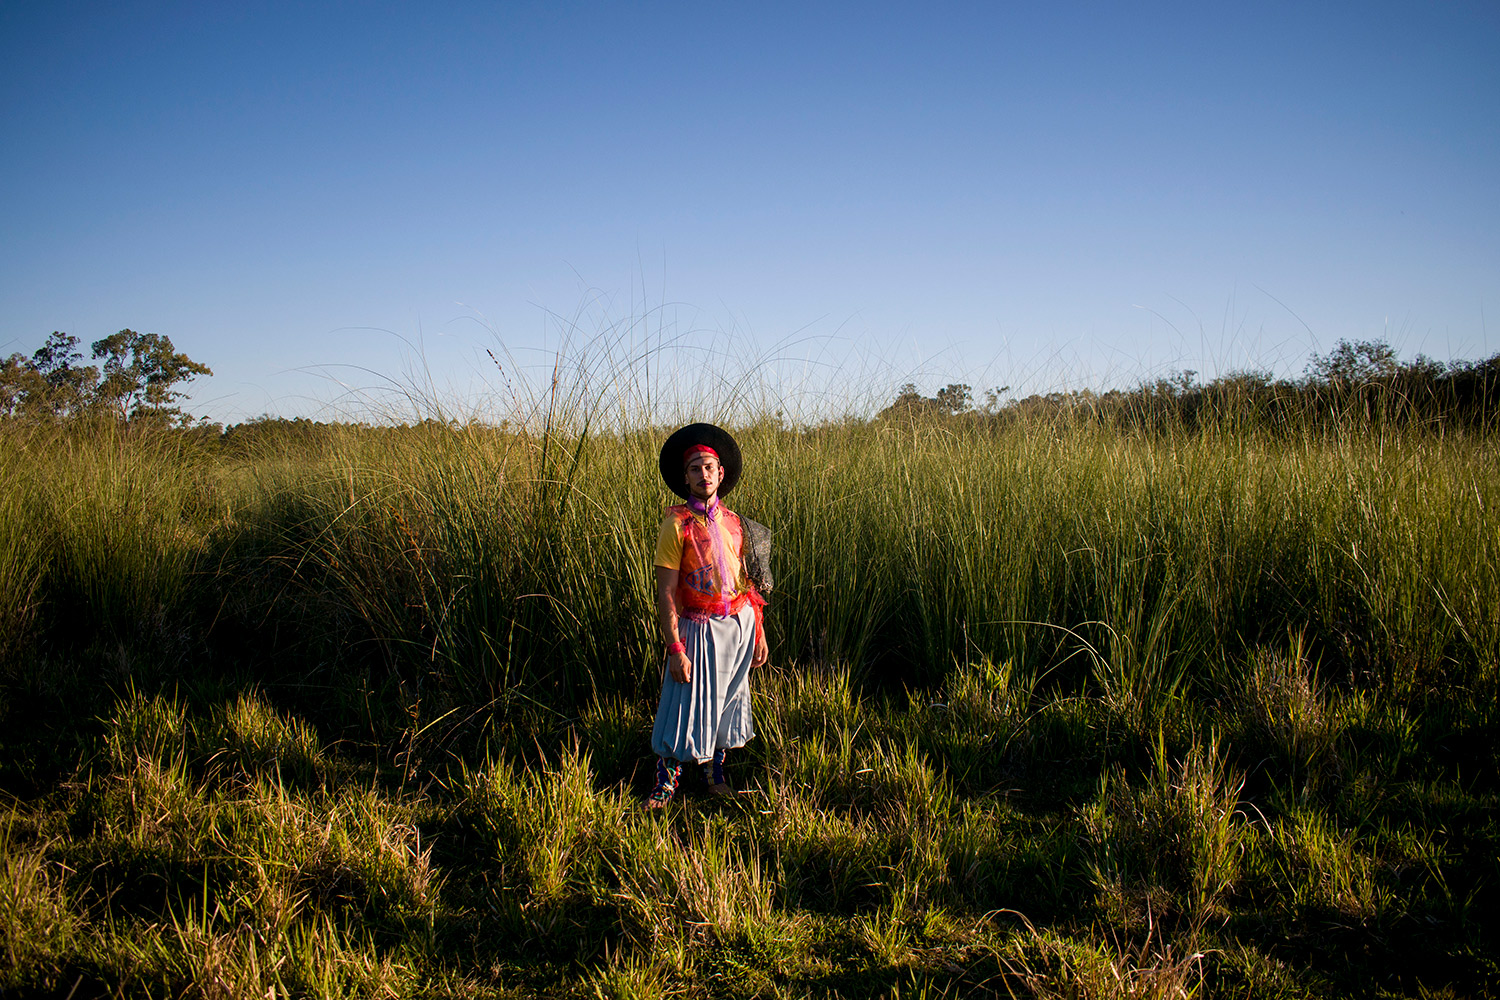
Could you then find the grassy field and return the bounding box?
[1,396,1498,998]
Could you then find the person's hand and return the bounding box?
[669,650,692,683]
[752,631,769,668]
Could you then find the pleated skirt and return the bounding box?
[651,603,756,763]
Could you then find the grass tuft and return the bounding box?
[1084,735,1248,926]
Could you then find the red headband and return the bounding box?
[683,444,720,466]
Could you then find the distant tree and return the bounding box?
[0,331,101,418]
[982,386,1011,413]
[1399,353,1447,382]
[31,331,101,416]
[0,354,41,419]
[880,382,974,419]
[933,383,973,414]
[1305,339,1399,387]
[892,383,925,408]
[91,330,213,423]
[0,330,211,424]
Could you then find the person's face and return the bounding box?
[685,452,724,500]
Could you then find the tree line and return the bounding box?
[881,338,1500,434]
[7,329,1497,436]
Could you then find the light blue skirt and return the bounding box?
[651,603,757,763]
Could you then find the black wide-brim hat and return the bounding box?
[659,423,742,499]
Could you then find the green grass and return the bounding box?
[1,402,1498,997]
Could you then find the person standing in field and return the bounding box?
[647,423,769,807]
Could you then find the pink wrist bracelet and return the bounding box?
[667,640,686,655]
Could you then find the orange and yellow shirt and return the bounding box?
[654,503,763,620]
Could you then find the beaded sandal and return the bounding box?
[647,758,682,808]
[702,748,731,795]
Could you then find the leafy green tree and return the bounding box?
[0,353,45,418]
[933,383,972,414]
[90,330,213,423]
[880,382,974,419]
[0,330,211,424]
[0,331,100,418]
[1305,339,1399,387]
[31,331,100,415]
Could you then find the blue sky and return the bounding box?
[2,1,1496,423]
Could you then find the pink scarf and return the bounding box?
[686,494,736,598]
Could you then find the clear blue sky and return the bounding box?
[3,1,1497,423]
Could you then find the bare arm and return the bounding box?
[655,565,691,683]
